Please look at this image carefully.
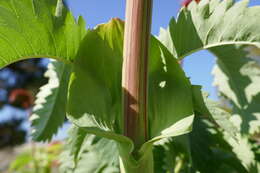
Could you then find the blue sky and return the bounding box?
[66,0,260,100]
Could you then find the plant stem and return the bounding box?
[119,149,154,173]
[122,0,153,150]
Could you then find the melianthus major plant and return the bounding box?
[0,0,260,172]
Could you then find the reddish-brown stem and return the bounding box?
[122,0,153,149]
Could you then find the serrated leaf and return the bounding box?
[161,0,260,136]
[157,27,175,56]
[162,1,260,169]
[74,138,119,173]
[30,60,71,141]
[188,116,248,173]
[59,126,120,173]
[223,130,258,171]
[0,0,86,68]
[153,116,248,173]
[191,83,258,171]
[168,0,260,59]
[191,85,239,138]
[212,45,260,135]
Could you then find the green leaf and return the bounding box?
[67,18,195,172]
[153,116,249,173]
[157,27,175,56]
[212,45,260,135]
[75,138,119,173]
[118,37,195,172]
[161,0,260,136]
[66,20,135,170]
[190,87,258,171]
[191,86,258,171]
[191,85,239,138]
[59,126,120,173]
[30,60,71,141]
[188,116,248,173]
[67,18,194,141]
[148,37,194,139]
[153,145,167,173]
[67,18,124,133]
[0,0,86,67]
[160,1,260,170]
[114,40,196,169]
[153,136,192,173]
[67,125,88,165]
[223,131,258,172]
[168,0,260,59]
